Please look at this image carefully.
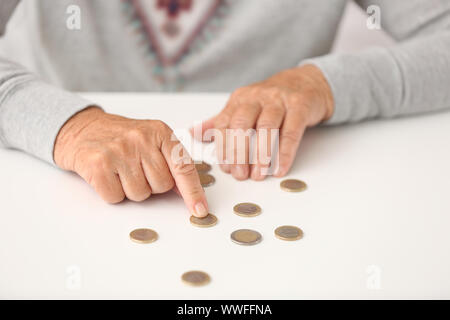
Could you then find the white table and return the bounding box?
[1,93,449,299]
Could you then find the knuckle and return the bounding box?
[105,192,126,204]
[214,114,230,129]
[257,119,278,129]
[88,151,111,172]
[93,178,125,204]
[261,86,280,98]
[173,161,197,176]
[248,86,263,97]
[162,179,175,193]
[154,177,175,194]
[279,150,294,163]
[129,189,151,202]
[126,127,147,142]
[286,93,304,107]
[270,106,286,118]
[152,120,172,134]
[281,130,301,144]
[185,185,204,198]
[230,87,246,99]
[230,116,251,129]
[109,138,128,154]
[152,120,174,142]
[257,108,284,130]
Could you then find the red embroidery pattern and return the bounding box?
[123,0,229,89]
[131,0,223,65]
[156,0,193,18]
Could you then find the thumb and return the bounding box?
[190,116,216,142]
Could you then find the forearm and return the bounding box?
[0,57,96,164]
[303,31,450,124]
[54,106,104,170]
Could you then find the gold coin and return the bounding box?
[129,228,158,244]
[233,203,261,217]
[181,270,211,286]
[230,229,262,246]
[189,213,218,228]
[274,225,304,241]
[280,179,307,192]
[199,173,215,187]
[195,161,212,173]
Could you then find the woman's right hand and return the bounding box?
[54,107,209,217]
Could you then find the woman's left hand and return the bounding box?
[191,64,334,180]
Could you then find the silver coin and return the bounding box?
[280,179,307,192]
[233,203,261,217]
[230,229,262,246]
[274,225,304,241]
[189,213,218,228]
[181,270,211,286]
[129,228,158,244]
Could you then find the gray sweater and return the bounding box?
[1,0,450,165]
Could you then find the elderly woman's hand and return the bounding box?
[54,107,209,217]
[192,64,334,180]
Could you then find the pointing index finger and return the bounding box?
[160,134,209,218]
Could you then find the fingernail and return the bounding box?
[194,202,208,217]
[220,164,231,173]
[236,166,246,179]
[250,166,259,180]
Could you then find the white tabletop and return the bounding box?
[1,93,449,299]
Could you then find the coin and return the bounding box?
[274,226,303,241]
[195,161,212,173]
[181,270,211,286]
[190,213,218,228]
[280,179,307,192]
[230,229,262,246]
[199,173,215,187]
[233,203,261,217]
[129,228,158,244]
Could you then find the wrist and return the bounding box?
[266,64,334,125]
[295,64,334,123]
[54,106,104,170]
[301,64,334,122]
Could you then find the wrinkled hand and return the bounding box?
[54,108,208,217]
[191,64,334,180]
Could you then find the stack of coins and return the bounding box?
[194,161,212,173]
[195,161,215,188]
[199,173,215,187]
